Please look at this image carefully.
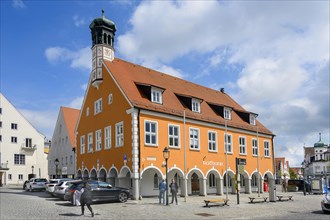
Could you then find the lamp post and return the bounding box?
[31,165,34,174]
[302,161,306,196]
[163,147,170,205]
[225,119,228,201]
[54,158,59,178]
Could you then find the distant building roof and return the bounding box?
[61,106,80,148]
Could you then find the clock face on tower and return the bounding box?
[103,47,114,61]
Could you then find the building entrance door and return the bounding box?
[191,173,199,194]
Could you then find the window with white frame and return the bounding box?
[94,98,102,115]
[168,124,180,148]
[224,108,231,120]
[250,114,256,125]
[95,129,102,151]
[104,126,111,149]
[252,138,258,156]
[108,93,113,104]
[208,131,217,151]
[192,99,200,113]
[11,137,17,143]
[224,134,232,153]
[88,132,93,152]
[86,107,90,116]
[14,154,25,165]
[151,88,162,104]
[145,121,157,146]
[80,135,85,154]
[209,173,216,187]
[189,128,200,150]
[239,137,246,155]
[11,123,18,130]
[264,141,270,157]
[116,122,124,147]
[25,138,32,148]
[18,174,23,180]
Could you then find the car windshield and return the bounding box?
[35,179,47,182]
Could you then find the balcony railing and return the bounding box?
[0,163,9,170]
[21,144,37,150]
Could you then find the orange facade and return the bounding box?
[139,112,274,179]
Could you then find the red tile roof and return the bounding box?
[104,58,273,135]
[61,106,80,148]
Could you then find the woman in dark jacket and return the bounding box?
[80,182,94,217]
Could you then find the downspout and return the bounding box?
[137,108,141,199]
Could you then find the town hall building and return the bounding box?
[75,11,276,200]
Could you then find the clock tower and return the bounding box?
[89,10,117,89]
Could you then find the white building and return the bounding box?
[304,133,330,183]
[47,106,79,179]
[0,93,48,185]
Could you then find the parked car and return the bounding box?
[64,180,130,204]
[46,178,72,196]
[53,180,77,199]
[25,178,48,192]
[321,191,330,213]
[287,179,311,192]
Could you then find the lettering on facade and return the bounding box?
[203,161,223,166]
[147,156,157,161]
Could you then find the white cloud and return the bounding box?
[69,96,83,109]
[116,0,329,167]
[45,46,91,70]
[12,0,26,9]
[237,59,308,103]
[19,109,58,139]
[73,15,85,27]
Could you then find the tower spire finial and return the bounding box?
[319,132,322,141]
[102,9,104,18]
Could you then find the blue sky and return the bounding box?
[1,0,329,167]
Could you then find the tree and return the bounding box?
[289,168,297,179]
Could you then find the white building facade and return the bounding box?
[0,93,48,185]
[304,133,330,186]
[47,107,79,179]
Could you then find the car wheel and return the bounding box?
[118,192,128,203]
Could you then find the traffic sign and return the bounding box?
[238,165,245,174]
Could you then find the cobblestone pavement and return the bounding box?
[1,185,329,219]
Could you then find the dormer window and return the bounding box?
[250,114,256,125]
[192,99,201,113]
[224,108,231,120]
[151,87,162,104]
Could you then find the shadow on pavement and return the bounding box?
[58,213,82,217]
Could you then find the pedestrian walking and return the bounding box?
[159,179,166,204]
[282,179,287,192]
[169,179,178,205]
[80,182,94,217]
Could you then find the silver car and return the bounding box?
[25,178,48,192]
[321,191,330,213]
[53,180,78,199]
[46,179,72,196]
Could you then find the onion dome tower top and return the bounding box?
[89,9,117,47]
[314,133,326,148]
[89,10,117,89]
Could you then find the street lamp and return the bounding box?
[163,147,170,205]
[31,165,34,174]
[302,161,306,196]
[54,158,59,178]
